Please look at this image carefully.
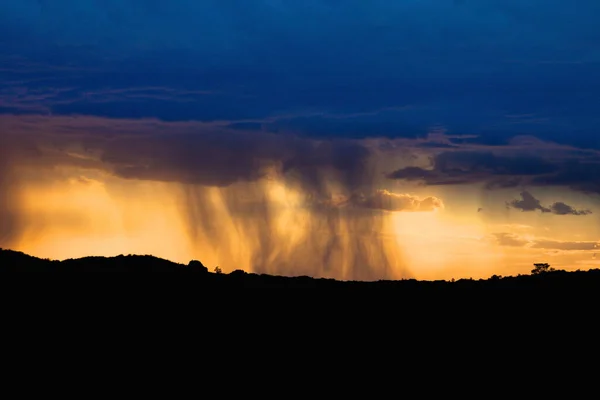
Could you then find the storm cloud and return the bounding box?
[98,128,375,200]
[386,144,600,198]
[0,115,426,280]
[0,115,373,196]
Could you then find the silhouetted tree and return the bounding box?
[214,266,222,274]
[532,263,554,275]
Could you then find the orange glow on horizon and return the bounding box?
[15,172,194,264]
[5,165,597,281]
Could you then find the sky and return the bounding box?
[1,0,600,280]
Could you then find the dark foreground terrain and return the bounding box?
[2,247,600,294]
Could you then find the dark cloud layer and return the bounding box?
[531,161,600,194]
[387,151,559,188]
[387,150,558,187]
[100,131,373,197]
[0,115,379,203]
[387,146,600,197]
[1,1,600,146]
[3,115,600,204]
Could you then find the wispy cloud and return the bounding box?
[492,232,599,251]
[346,190,443,212]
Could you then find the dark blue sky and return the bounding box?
[2,0,600,146]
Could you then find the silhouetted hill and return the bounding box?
[2,248,600,294]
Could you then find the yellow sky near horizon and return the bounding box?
[5,163,597,281]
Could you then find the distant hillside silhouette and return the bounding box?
[2,248,600,292]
